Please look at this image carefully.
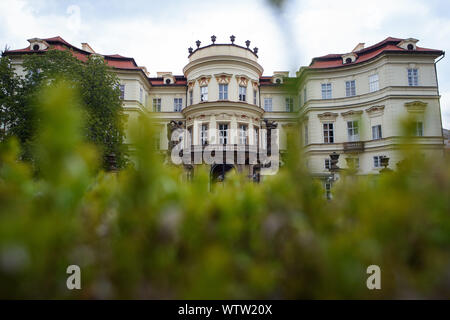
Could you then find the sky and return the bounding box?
[1,0,450,128]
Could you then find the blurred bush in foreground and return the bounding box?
[0,82,449,299]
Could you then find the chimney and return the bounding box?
[81,42,95,53]
[352,42,365,52]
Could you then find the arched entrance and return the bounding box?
[210,164,235,183]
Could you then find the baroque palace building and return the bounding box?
[4,36,446,184]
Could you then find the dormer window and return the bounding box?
[275,78,281,84]
[27,38,49,51]
[398,38,418,51]
[165,79,171,84]
[342,53,357,64]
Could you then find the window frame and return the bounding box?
[372,124,382,140]
[345,80,356,97]
[152,98,161,112]
[174,98,183,112]
[238,124,248,145]
[200,86,208,102]
[369,74,379,92]
[239,85,247,102]
[321,83,332,99]
[408,68,419,86]
[219,84,228,100]
[218,123,229,145]
[264,98,272,112]
[119,84,125,100]
[347,120,359,142]
[200,123,208,146]
[415,121,424,136]
[285,97,293,112]
[323,122,334,144]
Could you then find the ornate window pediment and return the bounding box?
[197,75,211,87]
[187,80,195,90]
[341,110,363,118]
[251,80,259,89]
[405,101,427,113]
[214,73,232,84]
[317,112,338,121]
[365,105,385,117]
[235,75,249,87]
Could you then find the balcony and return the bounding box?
[343,141,364,153]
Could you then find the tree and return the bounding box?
[0,56,20,142]
[0,49,128,169]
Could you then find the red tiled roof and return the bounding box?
[309,37,444,69]
[4,36,141,71]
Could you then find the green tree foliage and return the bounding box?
[0,49,127,170]
[0,82,449,299]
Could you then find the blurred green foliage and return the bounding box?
[0,81,449,299]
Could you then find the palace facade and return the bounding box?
[4,36,446,183]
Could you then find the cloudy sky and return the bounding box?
[1,0,449,127]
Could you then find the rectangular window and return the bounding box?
[373,156,382,168]
[347,121,359,141]
[189,90,193,105]
[200,86,208,102]
[303,88,307,104]
[325,182,332,200]
[415,121,423,136]
[372,124,382,140]
[219,84,228,100]
[153,131,160,150]
[187,126,193,146]
[254,127,259,147]
[139,87,143,103]
[323,123,334,144]
[369,74,379,92]
[239,86,246,102]
[152,98,161,112]
[239,124,248,145]
[174,98,182,112]
[253,90,257,105]
[264,98,272,112]
[285,97,293,112]
[321,83,332,99]
[304,124,308,145]
[408,68,418,86]
[346,80,356,97]
[200,124,208,145]
[218,123,228,144]
[347,157,360,169]
[119,84,125,100]
[324,158,331,170]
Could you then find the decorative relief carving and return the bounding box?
[317,112,338,121]
[235,75,249,87]
[251,80,259,89]
[197,75,211,87]
[187,80,195,89]
[405,101,427,113]
[214,73,232,84]
[340,110,363,118]
[365,105,385,117]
